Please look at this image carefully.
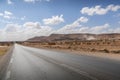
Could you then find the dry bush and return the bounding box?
[91,48,96,52]
[111,50,120,54]
[0,47,9,56]
[101,49,110,53]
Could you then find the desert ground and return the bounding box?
[0,46,9,56]
[22,39,120,61]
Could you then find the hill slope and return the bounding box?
[27,33,120,42]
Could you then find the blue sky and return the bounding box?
[0,0,120,41]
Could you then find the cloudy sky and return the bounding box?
[0,0,120,41]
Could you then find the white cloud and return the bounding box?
[57,21,110,34]
[107,5,120,11]
[108,27,120,33]
[4,24,21,32]
[4,15,11,19]
[7,0,13,4]
[0,11,14,19]
[0,11,23,20]
[0,13,3,16]
[4,11,13,16]
[43,15,64,25]
[81,4,120,16]
[79,27,89,33]
[4,11,13,19]
[24,0,35,3]
[0,21,119,41]
[77,17,88,23]
[89,23,110,33]
[78,23,110,34]
[57,17,88,33]
[21,16,26,20]
[0,22,52,41]
[113,28,120,33]
[23,22,41,29]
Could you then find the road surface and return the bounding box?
[1,44,120,80]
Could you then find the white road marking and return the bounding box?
[60,64,88,75]
[10,58,13,64]
[60,63,98,80]
[5,71,11,80]
[60,64,98,80]
[5,55,14,80]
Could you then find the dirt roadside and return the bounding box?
[0,46,14,80]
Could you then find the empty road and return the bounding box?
[1,44,120,80]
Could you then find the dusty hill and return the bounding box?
[27,33,120,42]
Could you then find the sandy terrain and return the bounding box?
[0,46,9,56]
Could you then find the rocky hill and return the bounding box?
[27,33,120,42]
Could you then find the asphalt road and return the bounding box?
[1,44,120,80]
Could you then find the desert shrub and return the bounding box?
[102,49,109,53]
[91,48,96,51]
[0,48,8,56]
[68,46,71,49]
[112,50,120,54]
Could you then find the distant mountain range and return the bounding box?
[27,33,120,42]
